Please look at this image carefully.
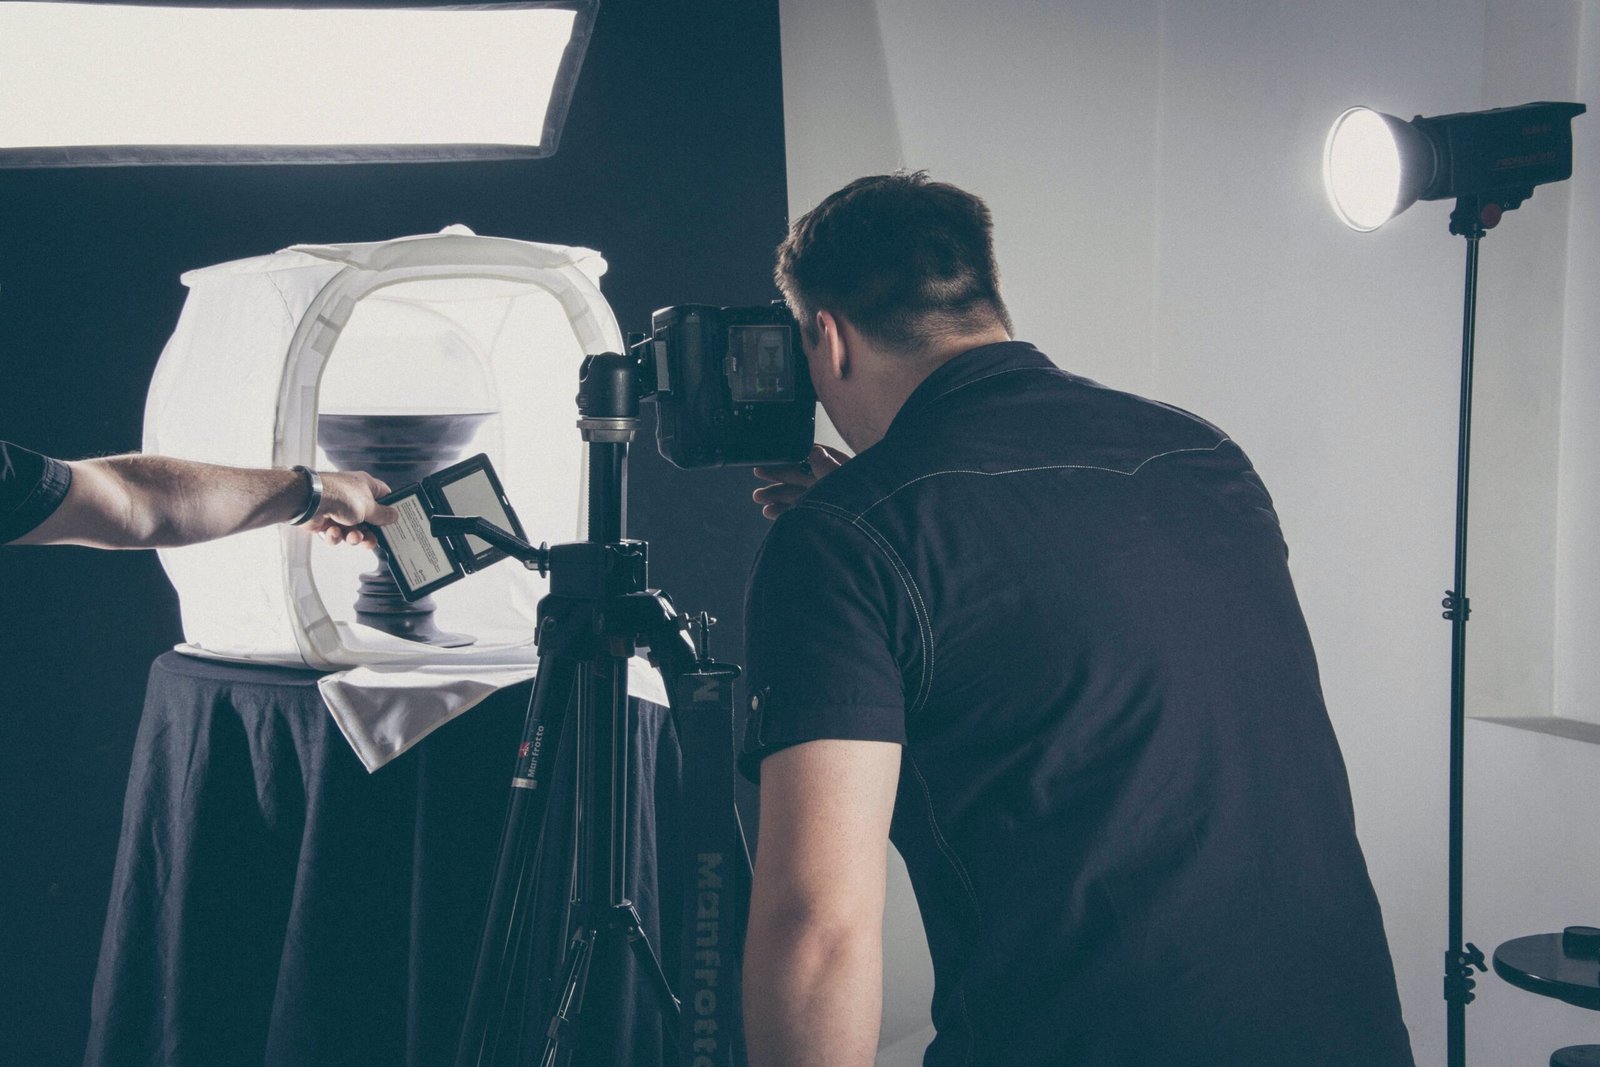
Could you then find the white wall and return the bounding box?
[1556,2,1600,725]
[1464,0,1579,722]
[780,1,1600,1063]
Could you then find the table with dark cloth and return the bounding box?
[85,651,691,1067]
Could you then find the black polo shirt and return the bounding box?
[742,342,1413,1066]
[1,440,72,543]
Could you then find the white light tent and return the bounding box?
[144,228,623,669]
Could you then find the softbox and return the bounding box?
[144,227,623,670]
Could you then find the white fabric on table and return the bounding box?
[181,622,670,772]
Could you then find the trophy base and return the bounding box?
[353,567,477,648]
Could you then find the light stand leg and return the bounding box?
[1444,202,1490,1067]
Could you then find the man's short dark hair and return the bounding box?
[775,171,1012,354]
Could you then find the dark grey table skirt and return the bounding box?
[85,651,684,1067]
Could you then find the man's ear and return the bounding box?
[814,309,850,381]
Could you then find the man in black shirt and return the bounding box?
[740,173,1413,1066]
[1,440,394,548]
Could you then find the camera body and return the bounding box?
[640,304,816,469]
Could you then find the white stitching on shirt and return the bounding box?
[798,499,935,717]
[860,437,1233,517]
[908,753,981,1066]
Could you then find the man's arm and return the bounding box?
[744,738,902,1067]
[10,454,395,549]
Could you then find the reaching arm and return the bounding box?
[743,738,902,1067]
[10,453,396,549]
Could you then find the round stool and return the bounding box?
[1496,928,1600,1067]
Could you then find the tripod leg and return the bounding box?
[616,900,682,1021]
[535,657,675,1065]
[538,922,598,1067]
[456,654,580,1067]
[733,803,754,882]
[534,898,683,1067]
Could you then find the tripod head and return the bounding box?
[425,352,646,554]
[425,350,694,662]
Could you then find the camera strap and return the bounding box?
[669,661,749,1067]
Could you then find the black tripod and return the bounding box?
[437,352,752,1067]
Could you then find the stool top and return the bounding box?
[1494,933,1600,1011]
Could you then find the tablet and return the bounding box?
[369,453,528,602]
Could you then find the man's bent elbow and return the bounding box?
[747,907,875,969]
[746,893,882,973]
[742,912,883,1067]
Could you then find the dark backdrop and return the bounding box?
[0,1,786,1061]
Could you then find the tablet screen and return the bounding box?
[436,467,517,562]
[382,491,457,591]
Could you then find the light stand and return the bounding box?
[1324,100,1586,1067]
[1440,194,1495,1067]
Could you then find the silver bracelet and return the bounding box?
[289,465,323,525]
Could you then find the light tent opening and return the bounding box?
[145,228,623,670]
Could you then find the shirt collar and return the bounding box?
[884,340,1056,439]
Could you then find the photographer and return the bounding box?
[2,440,395,549]
[740,174,1413,1065]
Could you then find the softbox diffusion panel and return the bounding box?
[0,0,597,167]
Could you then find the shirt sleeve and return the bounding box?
[0,441,72,544]
[739,503,921,781]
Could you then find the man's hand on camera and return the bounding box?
[752,444,849,520]
[306,471,399,549]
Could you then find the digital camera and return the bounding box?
[636,304,816,469]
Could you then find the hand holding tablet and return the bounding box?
[370,453,528,601]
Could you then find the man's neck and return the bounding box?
[919,327,1013,368]
[845,327,1012,452]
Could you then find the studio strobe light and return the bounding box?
[1324,101,1585,233]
